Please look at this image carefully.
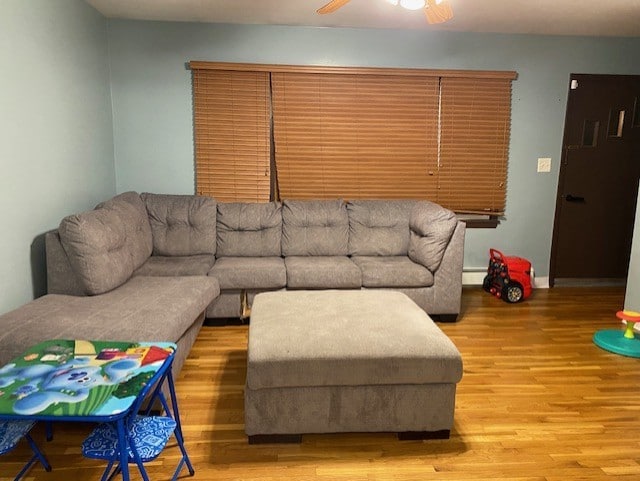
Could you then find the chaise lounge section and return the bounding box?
[0,276,217,374]
[0,192,219,377]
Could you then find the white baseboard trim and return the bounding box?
[462,269,549,289]
[462,271,487,286]
[534,276,550,289]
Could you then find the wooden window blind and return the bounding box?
[192,69,271,202]
[271,72,440,199]
[438,77,512,214]
[190,62,516,215]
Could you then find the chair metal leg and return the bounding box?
[170,457,188,481]
[24,434,51,472]
[129,442,151,481]
[101,428,149,481]
[102,460,117,481]
[116,418,130,481]
[173,429,195,477]
[13,455,38,481]
[167,370,195,476]
[13,433,51,481]
[84,359,194,481]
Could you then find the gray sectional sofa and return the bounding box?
[46,193,465,322]
[0,191,464,409]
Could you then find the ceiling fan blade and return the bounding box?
[424,0,453,24]
[317,0,352,14]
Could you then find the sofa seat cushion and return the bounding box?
[58,192,153,295]
[285,257,362,289]
[347,200,415,256]
[134,255,215,277]
[351,256,434,288]
[216,202,282,257]
[141,193,217,256]
[282,200,349,256]
[208,257,286,290]
[0,276,220,367]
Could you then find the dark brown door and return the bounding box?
[551,74,640,284]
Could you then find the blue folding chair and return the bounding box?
[0,420,51,480]
[81,359,194,481]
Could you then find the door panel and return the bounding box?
[551,74,640,281]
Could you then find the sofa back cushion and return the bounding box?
[282,200,349,256]
[59,192,152,295]
[141,193,217,256]
[408,201,458,272]
[347,200,416,256]
[216,202,282,257]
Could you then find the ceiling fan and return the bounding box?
[317,0,454,24]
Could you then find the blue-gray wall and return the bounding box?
[0,0,115,313]
[2,12,640,314]
[108,21,640,278]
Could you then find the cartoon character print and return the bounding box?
[0,356,140,415]
[0,363,56,389]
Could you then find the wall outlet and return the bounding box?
[537,157,551,173]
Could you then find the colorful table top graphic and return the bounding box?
[0,340,176,418]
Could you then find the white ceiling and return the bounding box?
[86,0,640,37]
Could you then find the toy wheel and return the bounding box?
[482,275,492,292]
[502,283,524,303]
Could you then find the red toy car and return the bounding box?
[482,248,532,303]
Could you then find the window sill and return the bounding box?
[458,215,500,229]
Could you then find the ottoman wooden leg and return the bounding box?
[248,434,303,444]
[398,429,450,441]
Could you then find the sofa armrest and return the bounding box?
[45,230,85,296]
[428,221,466,317]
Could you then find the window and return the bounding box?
[190,62,516,216]
[582,120,599,147]
[607,108,626,138]
[271,72,440,200]
[438,77,512,214]
[192,69,271,202]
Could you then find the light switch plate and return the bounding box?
[537,157,551,173]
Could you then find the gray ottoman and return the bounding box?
[244,290,463,443]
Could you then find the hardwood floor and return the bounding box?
[3,287,639,481]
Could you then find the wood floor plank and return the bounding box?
[2,286,637,481]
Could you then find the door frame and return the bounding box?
[549,75,579,287]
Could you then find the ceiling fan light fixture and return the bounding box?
[317,0,453,23]
[399,0,426,11]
